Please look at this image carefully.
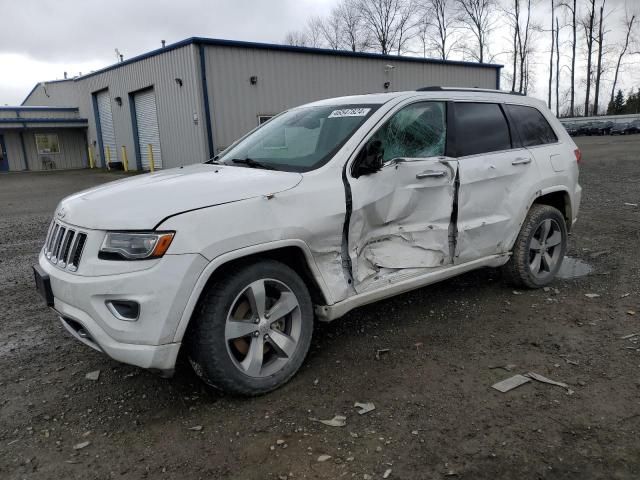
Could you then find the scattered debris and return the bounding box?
[317,454,332,462]
[621,293,630,298]
[492,374,531,393]
[188,425,203,431]
[627,310,636,316]
[276,439,285,445]
[623,202,638,207]
[414,342,423,351]
[489,364,517,372]
[526,372,574,395]
[584,293,600,299]
[85,370,100,381]
[621,333,639,340]
[512,291,522,295]
[313,378,319,385]
[383,469,392,479]
[354,402,375,415]
[73,441,90,450]
[411,430,419,435]
[375,348,390,360]
[310,415,347,427]
[564,359,579,366]
[364,474,373,480]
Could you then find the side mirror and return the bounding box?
[353,140,384,178]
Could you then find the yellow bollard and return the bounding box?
[105,145,111,171]
[88,146,95,169]
[147,144,155,172]
[121,146,129,172]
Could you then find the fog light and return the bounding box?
[106,300,140,321]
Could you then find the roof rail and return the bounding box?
[416,86,526,96]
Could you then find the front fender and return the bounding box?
[171,239,333,343]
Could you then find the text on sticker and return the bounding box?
[328,108,371,118]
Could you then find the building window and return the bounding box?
[35,134,61,154]
[258,115,274,125]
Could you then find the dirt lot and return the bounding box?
[1,135,639,480]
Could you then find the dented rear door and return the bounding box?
[454,102,539,263]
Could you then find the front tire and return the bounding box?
[186,260,314,396]
[502,204,567,288]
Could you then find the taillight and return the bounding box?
[574,148,582,164]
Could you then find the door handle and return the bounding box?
[416,170,446,179]
[512,157,532,165]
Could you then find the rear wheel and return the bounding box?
[186,260,313,396]
[502,204,567,288]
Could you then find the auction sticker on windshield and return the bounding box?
[328,108,371,118]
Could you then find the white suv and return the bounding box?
[34,88,582,395]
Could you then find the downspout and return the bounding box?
[198,43,215,158]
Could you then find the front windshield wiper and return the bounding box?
[204,154,221,164]
[231,158,277,170]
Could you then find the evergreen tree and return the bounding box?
[623,89,640,114]
[613,90,625,114]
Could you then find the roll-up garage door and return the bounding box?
[96,90,118,166]
[134,89,162,170]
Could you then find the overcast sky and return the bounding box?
[1,0,638,112]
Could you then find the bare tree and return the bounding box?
[306,17,326,48]
[455,0,496,63]
[283,31,308,47]
[359,0,418,55]
[582,0,596,116]
[592,0,606,115]
[559,0,577,117]
[318,9,343,50]
[548,0,555,109]
[517,0,532,93]
[609,13,637,107]
[338,0,370,52]
[418,0,458,59]
[504,0,522,91]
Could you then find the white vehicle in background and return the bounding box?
[34,87,582,395]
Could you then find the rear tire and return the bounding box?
[502,204,567,288]
[186,260,313,396]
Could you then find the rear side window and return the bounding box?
[505,104,558,146]
[454,103,511,156]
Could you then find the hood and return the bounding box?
[57,164,302,230]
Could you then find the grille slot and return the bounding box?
[51,227,66,262]
[68,233,87,272]
[43,220,87,272]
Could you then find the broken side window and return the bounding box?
[370,102,446,162]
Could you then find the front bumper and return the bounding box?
[38,250,208,373]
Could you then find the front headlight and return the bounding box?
[100,232,175,260]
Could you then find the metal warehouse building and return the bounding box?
[9,37,502,172]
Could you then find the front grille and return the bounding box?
[43,220,88,272]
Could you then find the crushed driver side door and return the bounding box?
[346,101,458,293]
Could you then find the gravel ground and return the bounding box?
[1,135,639,479]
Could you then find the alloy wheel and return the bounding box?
[224,279,301,378]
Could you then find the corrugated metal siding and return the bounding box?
[79,44,206,170]
[22,81,83,109]
[134,88,163,169]
[24,130,88,171]
[1,132,26,171]
[0,109,80,120]
[204,45,498,150]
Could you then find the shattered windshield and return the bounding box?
[371,101,446,161]
[217,104,379,172]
